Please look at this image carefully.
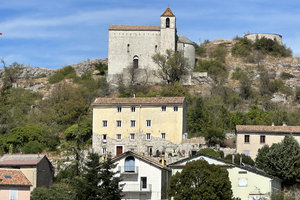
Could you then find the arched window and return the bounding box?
[133,55,139,68]
[125,156,135,172]
[155,45,158,52]
[166,18,170,28]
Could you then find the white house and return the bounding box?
[112,151,171,200]
[107,8,196,83]
[168,154,281,200]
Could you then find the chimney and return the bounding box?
[232,155,235,164]
[271,122,274,126]
[283,122,287,126]
[133,94,136,98]
[161,155,165,166]
[240,156,242,165]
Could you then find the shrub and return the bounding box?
[48,66,77,84]
[296,86,300,102]
[194,60,228,84]
[211,44,227,63]
[94,62,107,75]
[196,44,206,57]
[231,37,253,57]
[280,72,295,80]
[197,148,221,158]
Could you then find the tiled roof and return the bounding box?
[178,35,196,45]
[0,154,45,166]
[109,25,160,31]
[93,97,185,105]
[236,125,300,133]
[0,169,32,186]
[112,151,171,171]
[161,8,175,17]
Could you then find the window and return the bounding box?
[244,135,250,143]
[146,133,151,140]
[127,44,130,52]
[161,106,166,111]
[130,120,136,127]
[117,107,122,112]
[102,148,106,154]
[166,18,170,28]
[102,134,107,140]
[133,55,139,68]
[260,135,266,144]
[238,178,248,187]
[102,120,107,127]
[116,134,121,140]
[173,106,178,112]
[9,189,18,200]
[161,133,166,139]
[146,120,151,127]
[130,133,135,140]
[155,45,158,52]
[125,156,135,172]
[141,177,147,189]
[117,120,122,127]
[131,106,136,112]
[147,146,153,156]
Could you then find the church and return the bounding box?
[107,8,196,83]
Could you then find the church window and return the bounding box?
[166,18,170,28]
[133,56,139,68]
[127,44,130,52]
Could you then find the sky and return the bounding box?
[0,0,300,69]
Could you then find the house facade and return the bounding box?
[107,8,196,83]
[0,169,32,200]
[168,154,281,200]
[92,97,187,158]
[0,154,54,191]
[236,125,300,159]
[112,151,171,200]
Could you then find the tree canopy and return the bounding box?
[168,159,234,200]
[255,135,300,185]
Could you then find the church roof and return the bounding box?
[109,25,160,31]
[178,35,196,45]
[161,8,175,17]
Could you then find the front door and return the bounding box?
[116,146,123,156]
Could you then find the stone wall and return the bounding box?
[245,33,283,45]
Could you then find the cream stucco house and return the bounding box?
[112,151,171,200]
[107,8,196,83]
[92,97,187,158]
[168,154,282,200]
[236,125,300,159]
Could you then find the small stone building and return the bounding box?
[107,8,196,83]
[0,154,54,191]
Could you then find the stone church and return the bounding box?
[107,8,196,83]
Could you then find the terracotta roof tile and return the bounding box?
[161,8,175,17]
[0,154,45,166]
[93,97,185,105]
[236,125,300,133]
[109,25,160,31]
[0,169,32,186]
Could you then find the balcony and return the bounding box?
[118,166,139,175]
[122,184,152,192]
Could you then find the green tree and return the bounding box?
[168,160,234,200]
[255,135,300,185]
[152,49,189,84]
[194,60,228,84]
[224,154,255,166]
[197,148,221,158]
[31,183,75,200]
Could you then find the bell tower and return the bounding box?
[160,8,176,55]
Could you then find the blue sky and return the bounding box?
[0,0,300,69]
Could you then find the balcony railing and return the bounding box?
[118,166,139,174]
[122,184,152,192]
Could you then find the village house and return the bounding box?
[107,8,196,84]
[0,169,32,200]
[112,151,171,200]
[92,97,187,156]
[0,154,54,191]
[236,124,300,159]
[168,153,282,200]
